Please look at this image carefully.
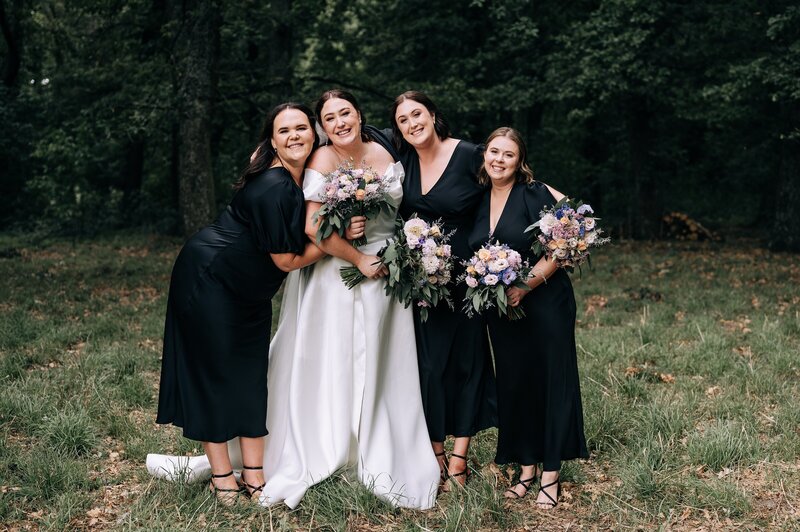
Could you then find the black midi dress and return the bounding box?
[398,140,497,442]
[467,181,588,467]
[156,167,306,443]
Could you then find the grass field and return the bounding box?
[0,232,798,530]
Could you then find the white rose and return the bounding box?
[539,213,558,236]
[421,255,439,275]
[484,274,499,286]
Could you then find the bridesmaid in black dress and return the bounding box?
[156,103,325,504]
[388,91,497,489]
[467,127,588,508]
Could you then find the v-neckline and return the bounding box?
[419,140,463,196]
[489,183,515,236]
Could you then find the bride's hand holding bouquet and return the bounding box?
[312,160,396,247]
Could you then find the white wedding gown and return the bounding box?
[261,162,438,509]
[146,162,439,511]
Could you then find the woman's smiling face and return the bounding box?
[320,98,361,148]
[483,135,520,185]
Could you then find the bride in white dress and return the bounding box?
[146,90,439,510]
[261,90,438,509]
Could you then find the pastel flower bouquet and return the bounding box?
[524,198,610,270]
[312,160,395,247]
[459,241,532,320]
[340,215,454,322]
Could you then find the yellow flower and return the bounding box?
[429,225,441,237]
[556,239,567,249]
[355,189,366,201]
[560,216,570,225]
[497,250,507,259]
[466,265,476,275]
[577,241,587,251]
[477,248,491,261]
[547,240,559,250]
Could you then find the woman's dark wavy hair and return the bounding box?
[390,90,451,152]
[314,89,372,143]
[477,127,535,186]
[233,102,319,190]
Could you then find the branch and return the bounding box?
[305,76,393,101]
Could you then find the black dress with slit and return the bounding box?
[467,181,588,467]
[397,139,498,442]
[156,167,306,443]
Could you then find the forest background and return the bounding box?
[2,1,800,529]
[1,0,799,247]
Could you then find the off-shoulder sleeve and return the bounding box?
[248,179,306,255]
[303,168,327,202]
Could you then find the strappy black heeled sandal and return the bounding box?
[536,476,561,509]
[504,475,537,499]
[240,465,266,500]
[445,452,471,489]
[208,470,241,506]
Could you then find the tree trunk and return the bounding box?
[121,138,145,216]
[176,0,218,237]
[770,103,800,252]
[0,0,22,87]
[626,95,658,239]
[268,0,292,100]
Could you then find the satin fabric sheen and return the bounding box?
[259,162,439,509]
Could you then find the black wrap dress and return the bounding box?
[398,139,497,442]
[156,167,306,443]
[467,181,588,468]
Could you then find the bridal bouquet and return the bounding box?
[312,160,395,247]
[524,198,610,271]
[340,215,454,322]
[459,241,531,320]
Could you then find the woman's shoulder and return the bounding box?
[306,146,340,174]
[532,180,565,202]
[448,138,483,176]
[364,125,399,161]
[244,167,300,197]
[454,138,478,151]
[521,180,565,206]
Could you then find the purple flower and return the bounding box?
[577,204,594,215]
[502,270,517,284]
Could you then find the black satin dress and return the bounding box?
[467,181,588,468]
[156,167,306,443]
[398,139,498,442]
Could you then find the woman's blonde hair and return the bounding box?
[477,127,534,186]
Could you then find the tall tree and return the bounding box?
[175,0,219,236]
[0,0,22,87]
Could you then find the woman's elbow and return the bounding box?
[275,262,293,273]
[271,254,295,273]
